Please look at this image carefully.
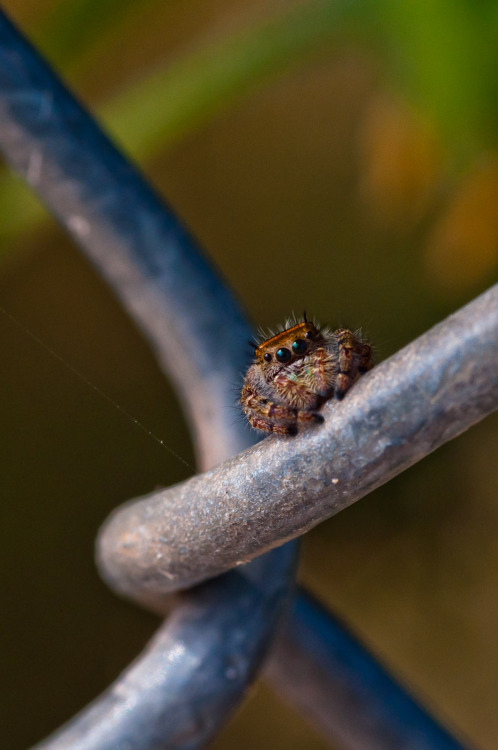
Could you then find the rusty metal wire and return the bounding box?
[0,8,485,750]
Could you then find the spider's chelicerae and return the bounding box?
[240,316,373,435]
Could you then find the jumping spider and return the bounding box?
[240,316,373,435]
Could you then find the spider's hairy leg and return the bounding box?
[358,340,374,373]
[273,372,318,409]
[333,328,373,399]
[240,383,323,435]
[249,416,298,436]
[310,347,336,396]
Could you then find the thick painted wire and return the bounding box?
[0,8,478,749]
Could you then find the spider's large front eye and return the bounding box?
[292,338,307,355]
[276,347,291,363]
[263,352,272,362]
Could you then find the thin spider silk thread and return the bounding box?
[0,303,192,470]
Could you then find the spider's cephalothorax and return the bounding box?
[240,319,373,436]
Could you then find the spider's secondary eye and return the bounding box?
[276,347,291,363]
[292,339,307,354]
[304,329,315,340]
[263,352,272,362]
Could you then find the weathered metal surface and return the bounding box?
[98,284,498,606]
[0,10,297,749]
[33,554,297,750]
[0,8,478,749]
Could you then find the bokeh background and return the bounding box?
[1,1,497,748]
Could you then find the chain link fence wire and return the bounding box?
[0,7,495,749]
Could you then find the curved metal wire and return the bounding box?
[33,559,298,750]
[0,9,298,749]
[97,283,498,604]
[266,588,473,750]
[0,8,477,750]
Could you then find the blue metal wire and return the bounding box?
[0,8,473,750]
[267,588,474,750]
[0,8,298,748]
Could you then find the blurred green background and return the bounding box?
[1,1,497,748]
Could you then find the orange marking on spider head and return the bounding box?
[255,322,319,362]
